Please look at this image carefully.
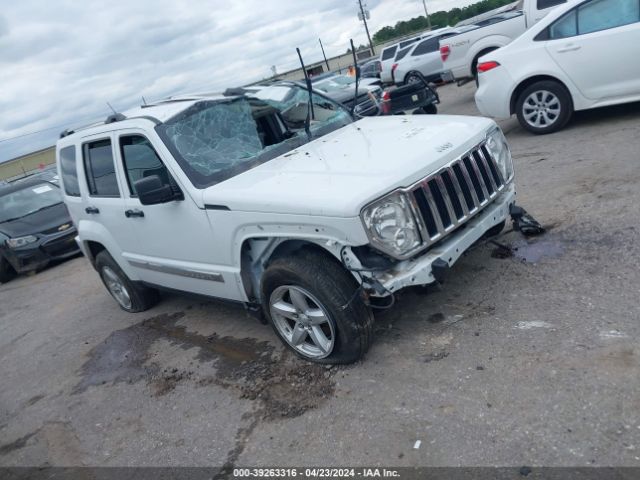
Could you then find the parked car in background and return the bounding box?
[379,29,451,83]
[475,0,640,134]
[57,82,515,364]
[359,59,381,78]
[312,75,382,111]
[391,27,472,85]
[440,0,568,83]
[0,177,80,283]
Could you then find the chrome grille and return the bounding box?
[411,143,506,243]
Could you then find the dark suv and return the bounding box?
[0,177,80,283]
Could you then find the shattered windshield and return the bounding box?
[156,89,352,188]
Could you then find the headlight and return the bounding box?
[6,235,38,249]
[361,192,423,258]
[485,127,514,182]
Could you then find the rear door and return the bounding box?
[405,36,443,79]
[545,0,640,100]
[78,134,141,264]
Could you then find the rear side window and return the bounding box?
[578,0,639,34]
[83,139,120,197]
[59,146,80,197]
[395,47,412,61]
[547,0,640,39]
[538,0,566,9]
[412,37,439,56]
[549,10,577,38]
[120,135,172,196]
[381,46,397,60]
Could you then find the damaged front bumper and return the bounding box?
[371,184,516,294]
[3,229,81,274]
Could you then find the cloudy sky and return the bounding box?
[0,0,475,162]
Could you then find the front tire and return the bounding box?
[261,248,373,364]
[516,80,572,134]
[0,256,17,284]
[95,251,159,312]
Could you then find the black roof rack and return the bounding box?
[105,113,126,123]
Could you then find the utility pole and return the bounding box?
[422,0,432,30]
[357,0,375,57]
[318,38,331,72]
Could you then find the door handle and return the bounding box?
[125,209,145,218]
[557,45,581,53]
[85,206,100,214]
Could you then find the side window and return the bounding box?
[412,38,438,56]
[395,47,412,61]
[577,0,640,34]
[119,135,171,196]
[83,139,120,197]
[549,10,577,38]
[538,0,566,9]
[59,146,80,197]
[381,46,397,60]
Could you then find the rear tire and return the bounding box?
[0,256,17,284]
[405,72,425,86]
[516,80,573,134]
[261,248,373,364]
[95,251,159,312]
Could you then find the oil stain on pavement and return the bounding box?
[74,312,336,420]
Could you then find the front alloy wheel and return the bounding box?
[269,285,335,359]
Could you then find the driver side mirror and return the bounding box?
[134,175,183,205]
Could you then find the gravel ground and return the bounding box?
[1,82,639,470]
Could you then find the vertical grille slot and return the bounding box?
[427,180,452,228]
[440,170,464,220]
[473,150,495,195]
[481,145,504,187]
[412,187,439,238]
[462,155,486,203]
[452,163,475,211]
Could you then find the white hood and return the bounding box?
[202,115,495,217]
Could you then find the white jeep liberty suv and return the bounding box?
[56,82,516,364]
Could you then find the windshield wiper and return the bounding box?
[296,47,315,141]
[0,203,62,223]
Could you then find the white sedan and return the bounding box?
[475,0,640,134]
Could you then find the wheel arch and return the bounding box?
[471,46,500,76]
[239,237,349,304]
[510,75,573,115]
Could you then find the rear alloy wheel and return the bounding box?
[406,73,424,86]
[0,256,17,284]
[95,251,159,313]
[516,81,572,134]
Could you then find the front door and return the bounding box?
[113,130,238,300]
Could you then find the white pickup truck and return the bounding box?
[440,0,568,83]
[56,82,515,364]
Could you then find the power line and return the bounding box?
[0,113,107,143]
